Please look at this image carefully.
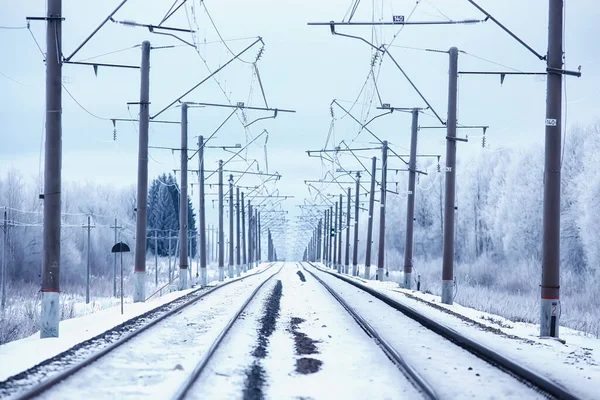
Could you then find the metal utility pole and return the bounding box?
[168,230,172,280]
[254,209,259,266]
[241,193,247,272]
[353,172,360,276]
[83,216,95,304]
[323,209,328,266]
[198,136,207,287]
[442,47,458,304]
[404,109,419,289]
[236,187,241,277]
[337,195,343,273]
[110,217,121,296]
[377,141,388,281]
[41,0,63,338]
[154,230,158,287]
[257,212,262,264]
[218,160,225,280]
[248,202,253,270]
[179,103,189,290]
[2,208,8,309]
[189,235,193,281]
[333,202,338,270]
[365,157,377,279]
[329,206,334,268]
[317,218,322,262]
[345,188,351,274]
[228,174,234,278]
[267,229,272,261]
[133,40,151,303]
[541,0,564,338]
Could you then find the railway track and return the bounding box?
[301,263,439,399]
[1,262,278,400]
[171,264,283,399]
[304,261,579,400]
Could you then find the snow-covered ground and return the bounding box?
[193,263,422,399]
[36,265,282,400]
[311,262,600,400]
[306,264,545,399]
[0,262,272,383]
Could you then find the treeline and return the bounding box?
[358,122,598,277]
[0,172,195,285]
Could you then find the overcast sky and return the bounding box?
[1,0,599,255]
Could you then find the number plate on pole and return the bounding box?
[393,15,405,23]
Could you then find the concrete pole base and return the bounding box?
[364,266,371,280]
[179,269,188,290]
[404,272,412,289]
[376,268,384,281]
[441,279,453,305]
[200,268,207,288]
[540,298,560,337]
[352,265,358,276]
[242,264,247,273]
[236,265,241,277]
[133,271,146,302]
[218,266,225,281]
[228,265,234,278]
[40,291,59,338]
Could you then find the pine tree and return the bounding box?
[147,173,197,257]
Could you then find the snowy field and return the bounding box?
[0,258,231,345]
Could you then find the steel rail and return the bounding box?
[301,263,438,400]
[305,262,578,400]
[172,263,284,399]
[8,262,278,400]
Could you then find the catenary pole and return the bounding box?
[338,195,343,273]
[257,211,262,264]
[41,0,62,338]
[329,206,334,268]
[377,140,388,281]
[133,40,151,303]
[345,188,351,274]
[218,160,225,280]
[404,109,419,289]
[2,208,7,309]
[323,209,328,266]
[198,136,207,287]
[228,174,234,278]
[333,202,338,270]
[84,215,94,304]
[365,157,377,279]
[242,193,247,272]
[248,202,253,269]
[317,218,322,262]
[168,230,172,280]
[110,217,121,296]
[179,103,189,290]
[540,0,563,338]
[154,230,158,286]
[236,187,241,276]
[352,172,360,276]
[441,47,458,304]
[254,210,259,266]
